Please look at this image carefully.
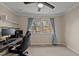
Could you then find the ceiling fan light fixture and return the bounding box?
[38,3,44,8]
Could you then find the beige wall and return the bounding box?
[62,5,79,54]
[55,16,64,44]
[30,33,52,45]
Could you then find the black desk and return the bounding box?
[0,38,22,52]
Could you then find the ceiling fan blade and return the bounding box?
[24,2,34,4]
[42,2,55,9]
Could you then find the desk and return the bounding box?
[0,38,22,53]
[9,38,22,45]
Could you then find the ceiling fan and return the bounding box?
[24,2,55,12]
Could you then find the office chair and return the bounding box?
[8,31,31,56]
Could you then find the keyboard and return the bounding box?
[3,38,16,45]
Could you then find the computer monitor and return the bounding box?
[15,30,23,34]
[2,29,15,36]
[15,30,23,38]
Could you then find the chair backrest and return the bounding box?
[25,31,30,35]
[20,31,31,52]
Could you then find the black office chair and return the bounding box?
[8,31,31,56]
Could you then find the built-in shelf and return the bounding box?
[0,26,20,29]
[6,19,19,25]
[0,15,19,28]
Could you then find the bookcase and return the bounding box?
[0,15,19,28]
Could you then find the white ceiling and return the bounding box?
[3,2,79,17]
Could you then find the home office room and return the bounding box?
[0,1,79,59]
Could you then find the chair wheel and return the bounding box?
[24,51,28,54]
[26,51,28,54]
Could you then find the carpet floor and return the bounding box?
[27,46,78,56]
[5,46,78,56]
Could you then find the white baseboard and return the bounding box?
[66,45,79,55]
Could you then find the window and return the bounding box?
[42,19,52,32]
[31,18,52,33]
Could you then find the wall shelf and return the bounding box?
[0,15,19,28]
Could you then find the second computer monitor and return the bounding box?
[2,29,15,36]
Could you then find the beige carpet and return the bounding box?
[4,46,78,56]
[27,46,78,56]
